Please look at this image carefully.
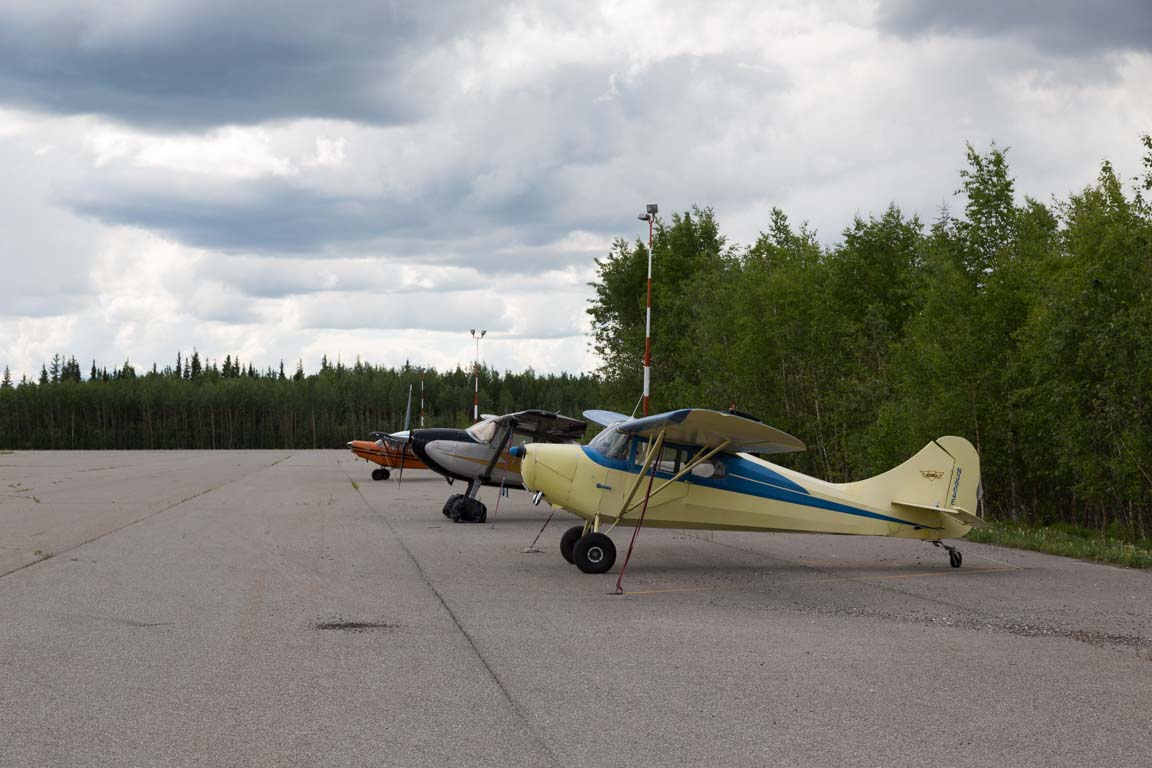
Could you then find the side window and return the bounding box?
[631,439,683,474]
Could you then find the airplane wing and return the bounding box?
[583,409,630,427]
[497,410,587,442]
[616,409,806,455]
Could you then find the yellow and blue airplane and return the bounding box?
[509,408,982,574]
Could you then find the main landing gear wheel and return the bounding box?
[573,532,616,574]
[449,497,487,524]
[560,526,584,564]
[949,549,963,568]
[442,494,463,517]
[371,467,390,481]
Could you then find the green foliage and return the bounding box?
[0,362,601,450]
[585,138,1152,536]
[6,138,1152,542]
[967,520,1152,569]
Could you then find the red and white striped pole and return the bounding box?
[639,204,657,416]
[420,371,425,427]
[471,329,485,422]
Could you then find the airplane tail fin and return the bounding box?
[839,436,983,532]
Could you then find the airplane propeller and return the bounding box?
[397,384,414,485]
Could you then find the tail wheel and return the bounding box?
[949,549,963,568]
[573,532,616,574]
[559,526,584,564]
[371,467,390,481]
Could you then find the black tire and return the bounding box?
[442,494,462,517]
[371,467,390,481]
[449,497,467,522]
[560,526,584,564]
[949,549,963,568]
[573,532,616,574]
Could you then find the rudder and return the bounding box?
[934,436,981,515]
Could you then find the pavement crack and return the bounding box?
[347,468,562,768]
[0,454,293,582]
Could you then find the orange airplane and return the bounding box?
[348,385,428,480]
[348,431,428,481]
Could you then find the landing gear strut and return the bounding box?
[933,540,963,568]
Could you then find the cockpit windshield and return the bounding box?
[588,427,630,460]
[465,417,499,444]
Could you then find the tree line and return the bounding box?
[0,356,600,450]
[4,138,1151,540]
[589,138,1152,541]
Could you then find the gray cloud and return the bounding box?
[0,1,499,129]
[4,0,1149,379]
[195,255,480,299]
[294,291,511,333]
[61,50,787,267]
[879,0,1152,56]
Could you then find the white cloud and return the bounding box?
[1,1,1150,381]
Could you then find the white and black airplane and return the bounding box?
[406,409,587,522]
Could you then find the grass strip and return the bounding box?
[967,520,1152,569]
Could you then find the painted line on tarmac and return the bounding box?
[622,567,1017,595]
[802,567,1017,583]
[966,551,1024,569]
[621,585,737,595]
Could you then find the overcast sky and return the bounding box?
[2,0,1150,380]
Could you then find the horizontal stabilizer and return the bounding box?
[892,500,985,529]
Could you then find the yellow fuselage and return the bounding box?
[519,443,972,541]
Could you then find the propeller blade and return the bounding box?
[403,385,413,432]
[397,428,413,485]
[397,385,414,485]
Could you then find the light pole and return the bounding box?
[637,203,657,416]
[470,329,486,422]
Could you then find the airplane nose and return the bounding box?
[514,444,577,507]
[512,445,537,490]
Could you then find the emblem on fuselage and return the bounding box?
[921,470,945,480]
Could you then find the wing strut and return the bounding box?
[611,436,732,594]
[613,428,666,595]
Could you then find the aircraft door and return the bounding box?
[597,438,688,520]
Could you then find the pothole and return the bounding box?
[311,616,399,633]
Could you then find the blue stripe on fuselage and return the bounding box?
[580,445,927,528]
